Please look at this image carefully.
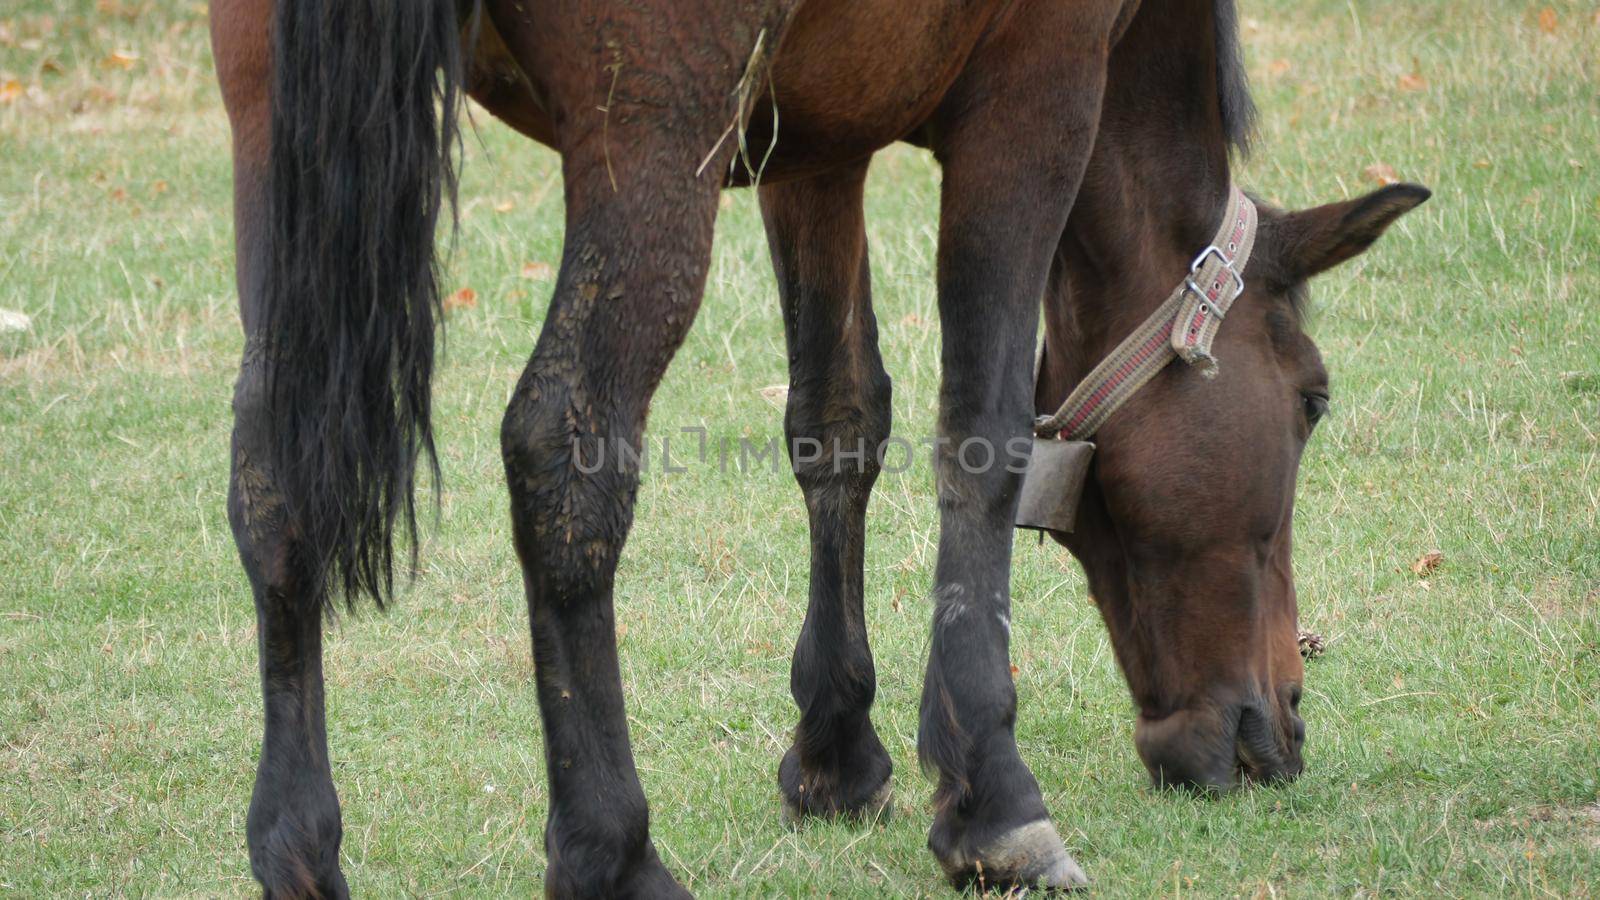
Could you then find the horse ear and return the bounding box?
[1278,183,1430,279]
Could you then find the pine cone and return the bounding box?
[1297,630,1326,660]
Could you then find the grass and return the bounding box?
[2,0,1598,896]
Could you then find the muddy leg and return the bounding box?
[500,156,730,895]
[488,2,804,890]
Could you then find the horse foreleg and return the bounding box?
[916,8,1116,892]
[760,163,894,823]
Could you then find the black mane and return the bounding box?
[1214,0,1257,155]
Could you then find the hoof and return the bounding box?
[781,778,894,828]
[248,781,348,900]
[777,737,894,826]
[546,839,690,899]
[936,820,1088,893]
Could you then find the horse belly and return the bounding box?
[738,0,1001,182]
[464,0,1001,180]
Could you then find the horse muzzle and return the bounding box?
[1134,699,1304,792]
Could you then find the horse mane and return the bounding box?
[1213,0,1257,156]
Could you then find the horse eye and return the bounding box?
[1301,392,1329,426]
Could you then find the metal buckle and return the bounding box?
[1185,245,1244,316]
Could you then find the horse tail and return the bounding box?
[263,0,471,608]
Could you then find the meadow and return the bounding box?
[2,1,1597,895]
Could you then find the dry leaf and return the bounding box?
[97,0,143,16]
[1009,663,1020,679]
[1363,163,1400,186]
[101,50,139,69]
[493,199,514,213]
[1538,7,1558,33]
[1410,550,1444,577]
[0,80,21,104]
[758,384,788,406]
[444,287,477,311]
[1473,158,1491,169]
[1267,58,1291,77]
[520,261,553,281]
[1396,71,1427,92]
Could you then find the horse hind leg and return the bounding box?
[231,403,349,900]
[759,163,894,824]
[214,0,470,889]
[224,149,349,900]
[214,7,348,897]
[495,48,809,892]
[500,146,724,894]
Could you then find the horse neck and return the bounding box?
[1039,0,1238,401]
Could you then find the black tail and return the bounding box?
[265,0,471,608]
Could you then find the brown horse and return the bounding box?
[209,0,1428,895]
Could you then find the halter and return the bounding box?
[1033,185,1259,442]
[1016,186,1258,533]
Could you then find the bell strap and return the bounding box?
[1034,185,1258,441]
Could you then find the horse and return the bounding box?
[208,0,1428,895]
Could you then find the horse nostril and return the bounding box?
[1283,686,1307,749]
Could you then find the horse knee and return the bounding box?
[786,368,892,500]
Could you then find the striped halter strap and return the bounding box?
[1033,185,1259,442]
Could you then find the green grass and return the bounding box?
[2,1,1598,896]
